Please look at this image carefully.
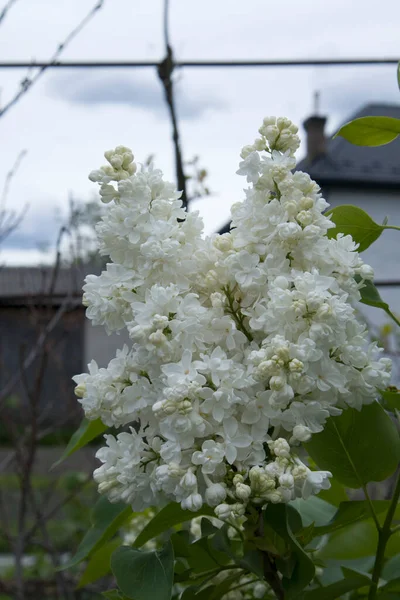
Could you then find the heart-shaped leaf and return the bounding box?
[111,541,174,600]
[326,205,384,252]
[306,401,400,489]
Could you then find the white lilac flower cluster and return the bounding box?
[73,119,391,517]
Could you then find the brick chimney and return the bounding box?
[303,115,327,164]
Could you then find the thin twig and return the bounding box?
[0,150,28,244]
[0,0,19,25]
[0,295,80,405]
[27,480,73,600]
[157,0,188,209]
[24,473,93,543]
[0,1,104,119]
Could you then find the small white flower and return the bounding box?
[191,440,225,474]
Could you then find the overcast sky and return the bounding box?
[0,0,399,265]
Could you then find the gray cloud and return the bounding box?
[310,66,400,132]
[2,205,60,251]
[47,72,225,120]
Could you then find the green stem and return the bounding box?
[386,308,400,329]
[383,225,400,232]
[368,471,400,600]
[361,484,382,533]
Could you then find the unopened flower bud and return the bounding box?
[297,210,313,226]
[292,424,312,442]
[235,483,252,501]
[214,503,232,520]
[358,264,374,280]
[149,330,167,345]
[74,383,86,398]
[289,358,304,373]
[270,375,286,391]
[180,470,197,491]
[269,438,291,458]
[232,474,244,486]
[214,233,233,252]
[205,483,227,506]
[279,473,294,488]
[299,196,314,210]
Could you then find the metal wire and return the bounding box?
[0,58,398,69]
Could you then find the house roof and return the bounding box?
[296,103,400,187]
[0,265,95,304]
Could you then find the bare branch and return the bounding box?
[0,0,20,26]
[0,0,105,120]
[0,150,28,244]
[157,0,188,209]
[0,227,80,405]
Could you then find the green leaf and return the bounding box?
[264,504,315,598]
[326,205,384,251]
[102,591,125,600]
[251,524,288,556]
[318,520,378,560]
[381,388,400,412]
[238,544,264,578]
[314,501,389,537]
[111,541,174,600]
[290,496,337,527]
[305,401,400,488]
[211,524,236,561]
[295,523,316,547]
[319,522,400,561]
[317,477,349,507]
[356,276,400,327]
[302,566,370,599]
[381,577,400,592]
[186,537,227,573]
[62,496,132,569]
[200,517,219,538]
[170,531,191,559]
[209,572,243,600]
[133,502,214,548]
[77,538,121,588]
[382,553,400,581]
[52,418,107,469]
[181,584,216,600]
[334,116,400,146]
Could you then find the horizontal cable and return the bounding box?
[0,58,398,69]
[374,281,400,287]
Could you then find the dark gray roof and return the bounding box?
[0,265,95,301]
[297,103,400,187]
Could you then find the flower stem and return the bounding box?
[368,471,400,600]
[223,286,254,342]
